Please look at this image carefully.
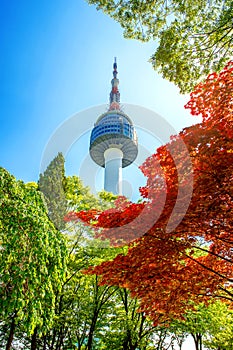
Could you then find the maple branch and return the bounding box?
[63,268,83,287]
[192,245,233,264]
[206,31,233,62]
[140,324,159,340]
[68,234,83,257]
[185,253,233,283]
[214,236,233,245]
[219,286,233,299]
[198,290,233,302]
[193,22,233,40]
[203,27,232,40]
[97,284,119,310]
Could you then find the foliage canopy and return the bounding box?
[87,0,233,92]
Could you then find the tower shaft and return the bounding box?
[104,148,123,195]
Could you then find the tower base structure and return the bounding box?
[104,148,123,195]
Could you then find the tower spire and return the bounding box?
[109,57,120,110]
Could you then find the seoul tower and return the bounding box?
[89,58,138,195]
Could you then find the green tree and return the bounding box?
[87,0,233,92]
[42,169,157,350]
[202,301,233,350]
[41,241,119,350]
[98,288,159,350]
[65,175,117,212]
[172,301,233,350]
[45,241,160,350]
[38,152,67,230]
[0,167,67,349]
[38,171,119,349]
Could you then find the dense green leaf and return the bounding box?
[87,0,233,92]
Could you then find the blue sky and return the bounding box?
[0,0,200,197]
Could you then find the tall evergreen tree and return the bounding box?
[38,153,67,230]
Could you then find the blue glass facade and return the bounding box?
[90,113,137,146]
[90,122,136,145]
[89,110,138,168]
[89,60,138,176]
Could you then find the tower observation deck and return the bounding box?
[89,58,138,195]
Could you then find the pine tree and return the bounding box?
[38,153,67,230]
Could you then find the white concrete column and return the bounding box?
[104,148,123,195]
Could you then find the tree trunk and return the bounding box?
[5,318,15,350]
[54,327,65,350]
[43,336,47,350]
[50,329,57,350]
[191,333,202,350]
[87,319,96,350]
[31,327,38,350]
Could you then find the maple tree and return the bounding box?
[66,61,233,325]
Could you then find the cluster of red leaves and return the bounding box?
[185,60,233,138]
[64,209,99,224]
[66,61,233,325]
[65,197,146,245]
